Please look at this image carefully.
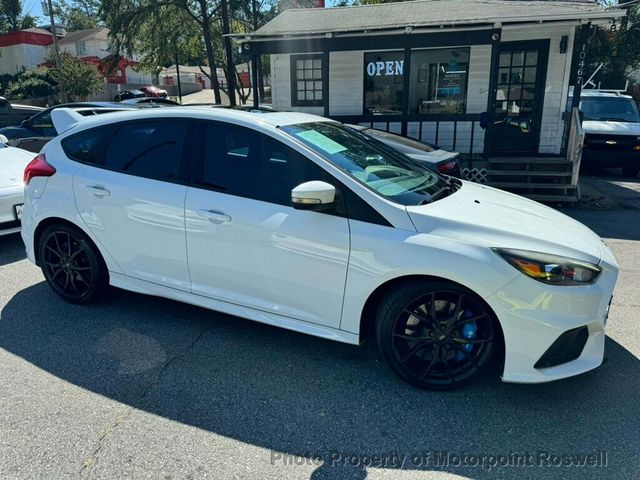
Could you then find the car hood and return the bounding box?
[0,146,36,188]
[406,181,602,264]
[582,120,640,136]
[406,150,459,164]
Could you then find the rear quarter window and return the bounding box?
[61,126,116,165]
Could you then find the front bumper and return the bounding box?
[485,241,618,384]
[582,147,640,168]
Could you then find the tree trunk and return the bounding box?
[198,0,222,104]
[220,0,236,106]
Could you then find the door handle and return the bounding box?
[85,185,111,197]
[197,209,231,224]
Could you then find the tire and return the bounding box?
[376,280,497,390]
[622,166,640,177]
[38,224,108,304]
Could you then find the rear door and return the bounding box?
[184,121,350,327]
[70,119,192,291]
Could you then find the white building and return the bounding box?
[239,0,625,157]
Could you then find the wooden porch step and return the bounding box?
[489,182,575,189]
[524,194,579,203]
[487,170,573,177]
[489,158,572,165]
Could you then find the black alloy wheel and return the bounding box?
[376,281,497,390]
[39,224,107,303]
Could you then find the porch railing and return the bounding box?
[330,113,484,166]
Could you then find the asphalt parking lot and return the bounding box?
[0,202,639,479]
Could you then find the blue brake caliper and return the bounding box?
[456,310,477,362]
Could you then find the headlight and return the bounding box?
[493,248,601,285]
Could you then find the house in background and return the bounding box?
[0,26,152,85]
[0,28,56,75]
[56,27,153,85]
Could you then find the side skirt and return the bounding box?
[109,272,361,345]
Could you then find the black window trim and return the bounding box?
[290,53,324,107]
[61,118,192,186]
[189,119,392,227]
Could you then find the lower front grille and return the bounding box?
[534,326,589,369]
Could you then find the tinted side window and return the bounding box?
[31,111,56,136]
[261,136,332,205]
[62,126,115,165]
[197,122,332,206]
[105,120,187,182]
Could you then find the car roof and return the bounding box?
[62,106,334,134]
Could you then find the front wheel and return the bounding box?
[376,280,497,390]
[38,224,108,304]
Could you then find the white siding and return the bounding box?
[329,51,363,115]
[502,23,576,154]
[0,44,47,74]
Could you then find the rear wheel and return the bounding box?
[622,165,640,177]
[38,224,108,304]
[376,280,497,390]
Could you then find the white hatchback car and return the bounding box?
[21,107,618,390]
[0,135,36,236]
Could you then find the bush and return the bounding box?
[4,68,57,99]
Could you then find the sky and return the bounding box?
[23,0,46,24]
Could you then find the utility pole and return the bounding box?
[46,0,65,102]
[175,50,183,104]
[252,0,265,100]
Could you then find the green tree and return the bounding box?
[572,4,640,90]
[0,0,37,32]
[102,0,226,104]
[49,52,105,101]
[54,0,100,31]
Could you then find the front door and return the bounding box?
[489,40,549,154]
[184,121,350,328]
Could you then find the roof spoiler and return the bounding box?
[51,108,84,134]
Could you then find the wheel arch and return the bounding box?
[358,274,505,360]
[33,217,109,279]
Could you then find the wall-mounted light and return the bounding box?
[404,26,413,34]
[560,35,568,54]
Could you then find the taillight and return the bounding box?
[437,161,457,173]
[24,154,56,185]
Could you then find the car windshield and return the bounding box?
[363,128,435,153]
[281,122,449,205]
[579,97,640,123]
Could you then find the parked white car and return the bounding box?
[0,135,37,236]
[20,107,618,390]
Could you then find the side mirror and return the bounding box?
[0,134,8,144]
[291,181,336,211]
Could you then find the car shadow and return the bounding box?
[0,232,26,266]
[1,283,638,479]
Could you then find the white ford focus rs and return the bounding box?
[20,107,618,390]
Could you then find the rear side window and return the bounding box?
[104,120,187,182]
[62,126,116,165]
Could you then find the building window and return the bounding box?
[408,48,470,114]
[75,41,87,56]
[364,51,405,115]
[291,54,323,106]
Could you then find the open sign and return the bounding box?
[366,60,404,77]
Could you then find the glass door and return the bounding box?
[489,41,549,154]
